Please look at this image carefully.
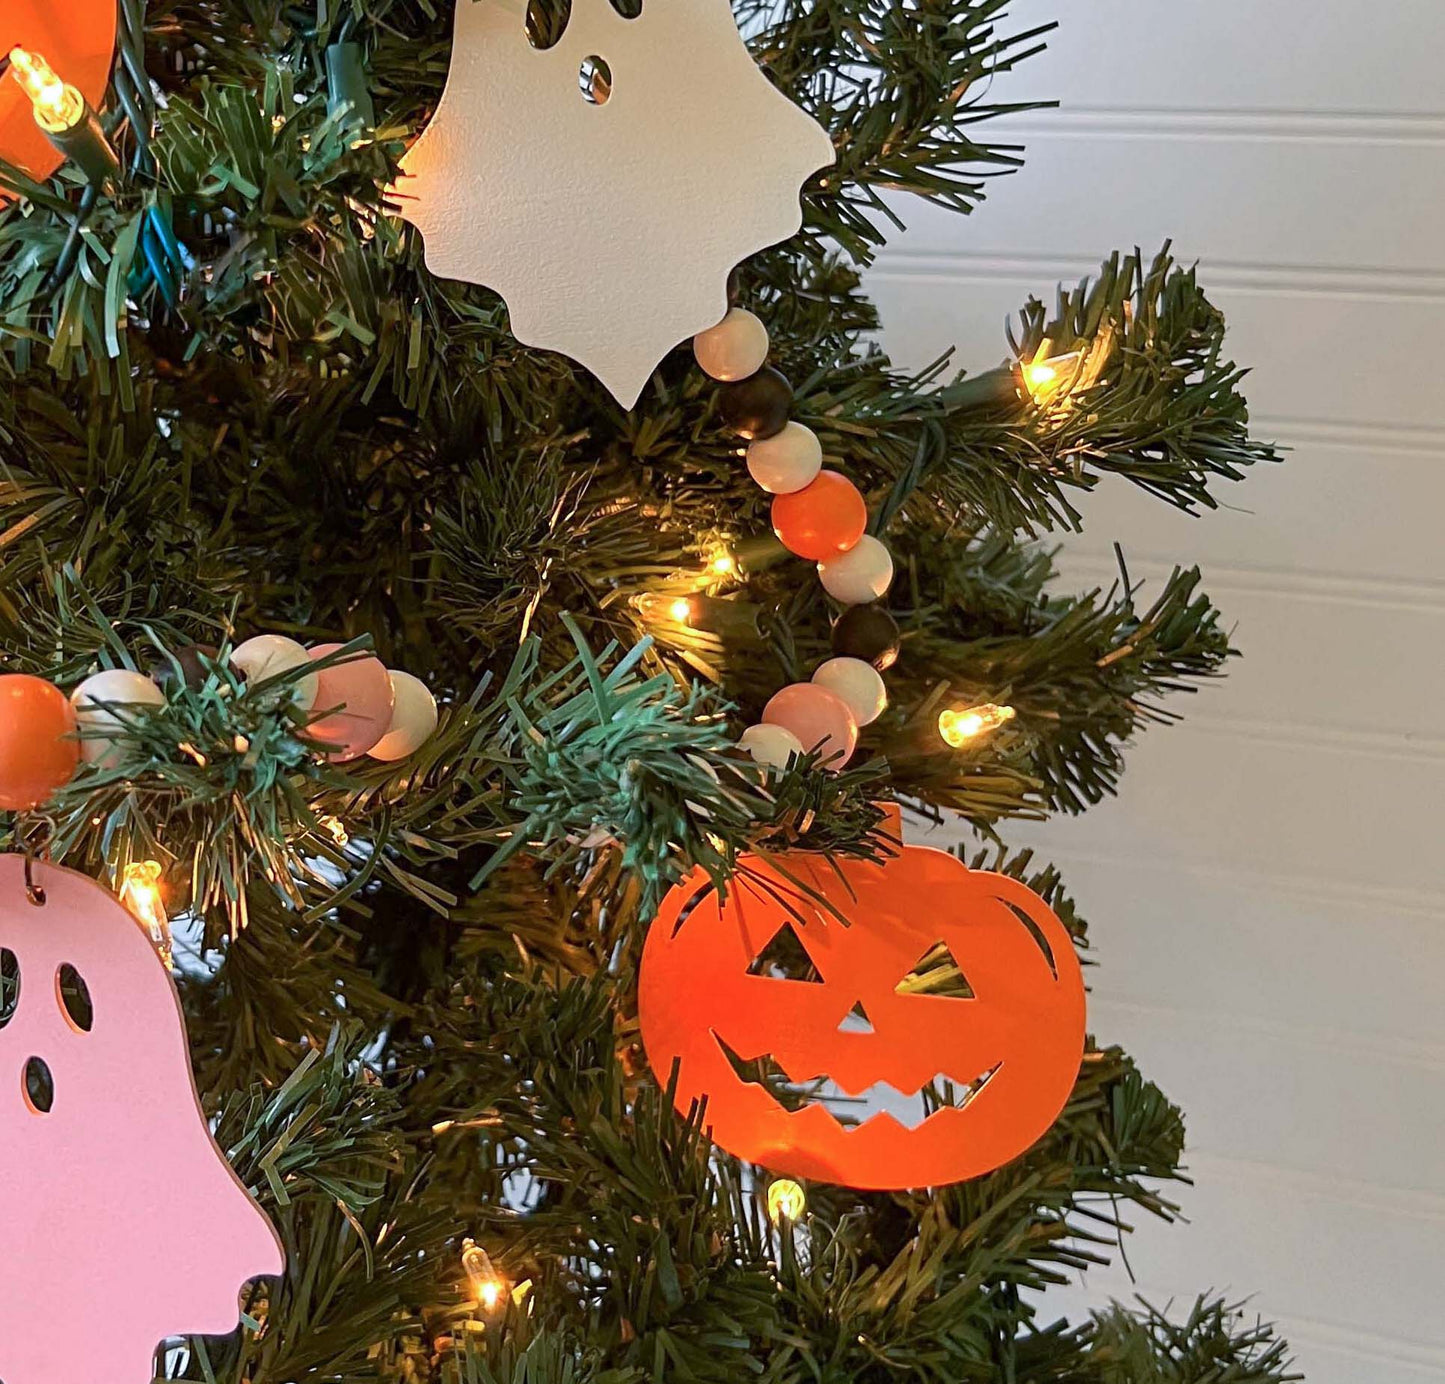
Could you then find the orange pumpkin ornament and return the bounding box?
[0,2,117,189]
[638,808,1085,1189]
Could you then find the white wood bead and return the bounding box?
[746,421,822,494]
[811,657,887,727]
[229,634,319,710]
[693,308,770,381]
[368,671,440,761]
[739,722,804,771]
[70,669,166,766]
[818,534,894,605]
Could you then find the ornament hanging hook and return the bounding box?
[17,812,56,907]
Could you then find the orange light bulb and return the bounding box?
[938,703,1016,748]
[7,47,84,134]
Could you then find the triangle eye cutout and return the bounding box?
[896,942,975,1000]
[747,924,823,983]
[837,1001,874,1034]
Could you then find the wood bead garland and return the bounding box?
[831,604,901,671]
[692,295,902,774]
[70,670,167,768]
[306,644,396,763]
[747,421,822,495]
[771,471,868,561]
[0,675,80,811]
[812,657,887,727]
[718,367,794,440]
[150,644,219,694]
[693,309,770,382]
[819,534,894,606]
[230,634,319,710]
[368,671,440,762]
[738,722,804,772]
[762,683,858,771]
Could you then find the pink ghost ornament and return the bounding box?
[0,855,284,1384]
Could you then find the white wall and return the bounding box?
[868,4,1445,1380]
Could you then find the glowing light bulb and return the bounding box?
[7,47,84,134]
[635,593,696,625]
[766,1178,807,1226]
[1022,360,1059,395]
[119,860,171,965]
[462,1238,508,1312]
[938,703,1016,748]
[708,551,737,578]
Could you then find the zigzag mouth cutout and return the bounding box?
[711,1032,1001,1133]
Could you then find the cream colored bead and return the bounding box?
[70,669,166,766]
[368,671,440,761]
[818,534,894,606]
[693,308,770,381]
[746,421,822,495]
[811,657,887,727]
[229,634,319,710]
[739,722,804,772]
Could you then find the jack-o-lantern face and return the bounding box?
[0,2,117,189]
[638,815,1085,1189]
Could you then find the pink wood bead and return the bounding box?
[762,682,858,771]
[307,644,396,762]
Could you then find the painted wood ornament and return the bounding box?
[0,855,284,1384]
[395,0,835,407]
[0,1,117,189]
[638,808,1086,1189]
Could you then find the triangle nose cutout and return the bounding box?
[837,1000,874,1034]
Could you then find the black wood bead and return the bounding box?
[831,604,901,671]
[150,643,219,692]
[718,367,793,441]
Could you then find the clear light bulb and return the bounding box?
[462,1238,508,1311]
[938,703,1016,748]
[119,861,171,965]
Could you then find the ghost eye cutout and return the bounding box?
[23,1056,54,1114]
[895,941,975,999]
[610,0,642,16]
[747,924,823,983]
[56,964,94,1033]
[0,947,18,1029]
[579,55,612,104]
[525,0,571,49]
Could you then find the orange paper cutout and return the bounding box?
[638,811,1086,1189]
[0,2,117,191]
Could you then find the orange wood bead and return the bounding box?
[0,674,80,810]
[770,471,868,562]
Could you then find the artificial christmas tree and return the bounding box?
[0,2,1298,1380]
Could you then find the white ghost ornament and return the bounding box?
[395,0,836,407]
